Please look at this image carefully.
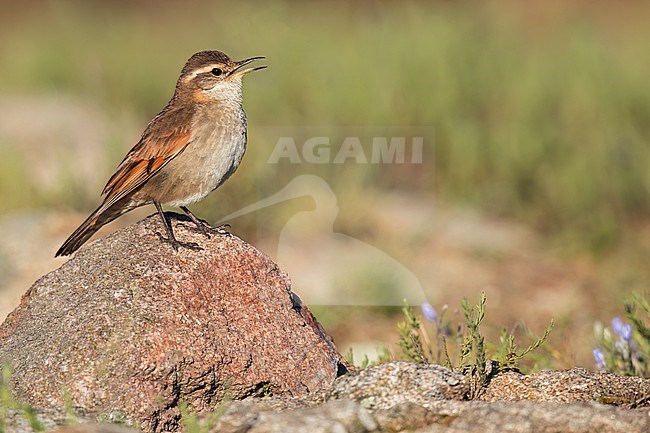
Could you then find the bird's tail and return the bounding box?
[55,201,132,257]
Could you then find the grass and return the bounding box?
[0,1,649,254]
[345,295,553,398]
[179,398,230,433]
[0,365,44,433]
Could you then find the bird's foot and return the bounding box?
[184,221,231,238]
[155,232,203,251]
[179,206,232,238]
[211,223,232,235]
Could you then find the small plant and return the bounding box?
[395,293,554,396]
[494,321,554,371]
[61,390,78,426]
[180,395,231,433]
[0,364,44,433]
[593,292,650,378]
[458,293,488,389]
[396,302,427,363]
[344,346,392,368]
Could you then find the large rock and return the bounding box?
[0,213,347,432]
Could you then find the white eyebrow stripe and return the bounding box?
[184,64,223,80]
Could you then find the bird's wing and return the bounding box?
[101,106,193,206]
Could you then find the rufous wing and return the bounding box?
[101,109,193,207]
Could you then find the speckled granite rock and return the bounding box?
[0,213,346,433]
[5,362,650,432]
[326,362,468,410]
[0,406,136,433]
[210,397,454,433]
[415,401,650,433]
[221,399,378,433]
[205,396,650,433]
[50,426,137,433]
[480,368,650,405]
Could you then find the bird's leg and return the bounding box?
[154,202,201,251]
[180,206,231,237]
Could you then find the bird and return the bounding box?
[55,50,266,257]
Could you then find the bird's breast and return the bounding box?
[145,108,247,207]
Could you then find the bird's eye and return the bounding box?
[211,68,223,77]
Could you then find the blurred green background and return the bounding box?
[1,0,649,367]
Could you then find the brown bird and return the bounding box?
[56,50,266,257]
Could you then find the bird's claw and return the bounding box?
[184,221,231,238]
[213,223,231,235]
[155,232,203,251]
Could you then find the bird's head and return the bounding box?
[176,50,266,103]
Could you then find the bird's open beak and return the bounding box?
[230,56,267,78]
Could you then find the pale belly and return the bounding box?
[137,121,247,207]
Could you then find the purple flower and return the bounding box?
[612,317,633,341]
[593,349,606,369]
[421,302,437,322]
[612,317,625,337]
[614,340,627,352]
[621,324,633,341]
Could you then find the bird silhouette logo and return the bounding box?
[220,174,431,306]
